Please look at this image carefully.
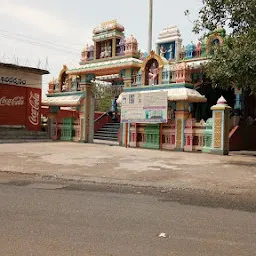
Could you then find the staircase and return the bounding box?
[94,122,120,142]
[0,127,51,143]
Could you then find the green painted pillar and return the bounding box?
[211,96,231,155]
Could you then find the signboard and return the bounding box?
[0,84,27,126]
[0,67,42,89]
[121,91,168,123]
[26,88,41,131]
[0,84,41,130]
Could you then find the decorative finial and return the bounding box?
[217,96,228,105]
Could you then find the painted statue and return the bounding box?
[100,44,106,58]
[107,43,112,57]
[168,44,173,60]
[160,45,167,58]
[148,62,159,85]
[62,77,71,92]
[103,42,111,58]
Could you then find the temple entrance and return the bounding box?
[193,84,235,122]
[92,75,123,143]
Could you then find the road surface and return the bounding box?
[0,181,255,256]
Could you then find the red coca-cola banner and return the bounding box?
[25,88,42,131]
[0,84,27,125]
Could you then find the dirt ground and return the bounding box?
[0,141,256,211]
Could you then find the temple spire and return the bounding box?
[148,0,153,53]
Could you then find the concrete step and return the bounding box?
[105,123,120,125]
[94,135,118,141]
[99,127,119,131]
[93,139,119,146]
[0,139,52,144]
[0,136,50,140]
[0,132,49,140]
[101,129,119,133]
[0,132,49,138]
[95,131,118,135]
[94,122,120,142]
[94,133,118,139]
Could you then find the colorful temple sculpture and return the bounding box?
[42,20,143,142]
[43,20,256,153]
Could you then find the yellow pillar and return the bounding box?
[112,38,116,57]
[124,69,132,88]
[211,96,231,155]
[94,42,97,60]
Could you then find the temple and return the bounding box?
[42,20,256,153]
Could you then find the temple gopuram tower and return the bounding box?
[155,26,183,61]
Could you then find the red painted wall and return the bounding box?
[26,87,41,131]
[0,84,27,125]
[41,107,79,120]
[0,84,41,131]
[229,124,256,151]
[41,108,121,134]
[94,112,112,133]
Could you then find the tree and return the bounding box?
[92,85,113,112]
[186,0,256,93]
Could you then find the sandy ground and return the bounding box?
[0,142,255,195]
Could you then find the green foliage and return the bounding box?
[92,85,113,112]
[186,0,256,93]
[188,0,256,35]
[205,32,256,93]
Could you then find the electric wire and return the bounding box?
[0,33,80,56]
[0,28,83,52]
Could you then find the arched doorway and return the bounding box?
[145,58,159,86]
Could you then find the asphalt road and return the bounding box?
[0,182,256,256]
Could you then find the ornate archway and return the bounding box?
[141,51,164,85]
[206,34,224,55]
[58,65,68,92]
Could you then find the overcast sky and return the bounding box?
[0,0,202,95]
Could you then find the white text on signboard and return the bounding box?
[28,91,40,126]
[0,96,24,106]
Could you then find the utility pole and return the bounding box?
[148,0,153,54]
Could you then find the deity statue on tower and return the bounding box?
[107,42,112,57]
[160,45,167,58]
[100,44,106,58]
[148,62,159,85]
[168,44,173,60]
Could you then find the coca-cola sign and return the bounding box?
[28,91,40,126]
[0,96,24,106]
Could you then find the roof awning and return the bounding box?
[42,94,85,107]
[66,58,142,75]
[117,88,207,104]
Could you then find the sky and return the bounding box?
[0,0,203,96]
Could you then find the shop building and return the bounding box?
[0,62,49,131]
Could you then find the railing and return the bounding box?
[94,111,109,123]
[94,111,114,134]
